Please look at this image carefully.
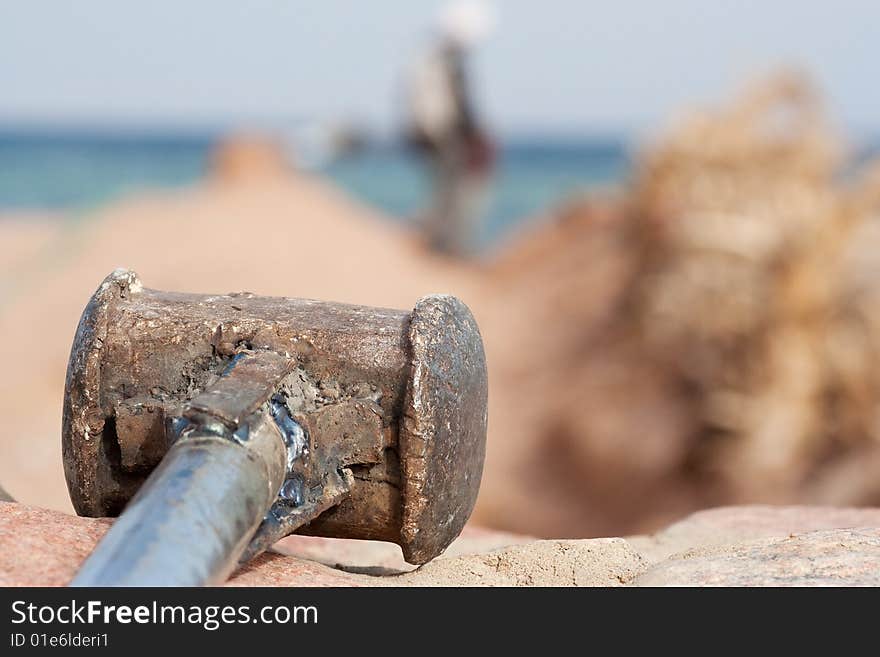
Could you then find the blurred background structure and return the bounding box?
[1,1,880,539]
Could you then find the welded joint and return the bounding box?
[171,348,361,561]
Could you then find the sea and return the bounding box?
[0,130,630,244]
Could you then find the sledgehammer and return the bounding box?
[63,269,487,586]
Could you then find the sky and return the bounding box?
[0,1,877,137]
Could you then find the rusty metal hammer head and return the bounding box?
[63,269,487,568]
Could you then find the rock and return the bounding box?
[0,501,111,587]
[628,504,880,563]
[235,538,645,587]
[399,539,645,587]
[0,502,371,587]
[4,502,880,587]
[228,552,372,587]
[272,535,410,575]
[0,502,553,587]
[634,528,880,586]
[272,525,532,574]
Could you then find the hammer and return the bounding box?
[63,269,487,586]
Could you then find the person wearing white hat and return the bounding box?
[404,0,497,257]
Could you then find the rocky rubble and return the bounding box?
[476,73,880,538]
[2,502,878,586]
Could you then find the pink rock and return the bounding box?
[0,502,372,587]
[272,525,532,574]
[0,501,111,586]
[228,552,369,587]
[628,504,880,563]
[634,528,880,586]
[0,502,537,587]
[4,502,880,587]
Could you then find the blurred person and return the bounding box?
[404,0,496,257]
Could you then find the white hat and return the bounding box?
[437,0,497,47]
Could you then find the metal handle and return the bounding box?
[70,350,322,586]
[70,426,288,586]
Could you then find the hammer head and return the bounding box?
[62,269,488,564]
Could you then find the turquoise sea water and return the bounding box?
[323,140,628,243]
[0,131,629,242]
